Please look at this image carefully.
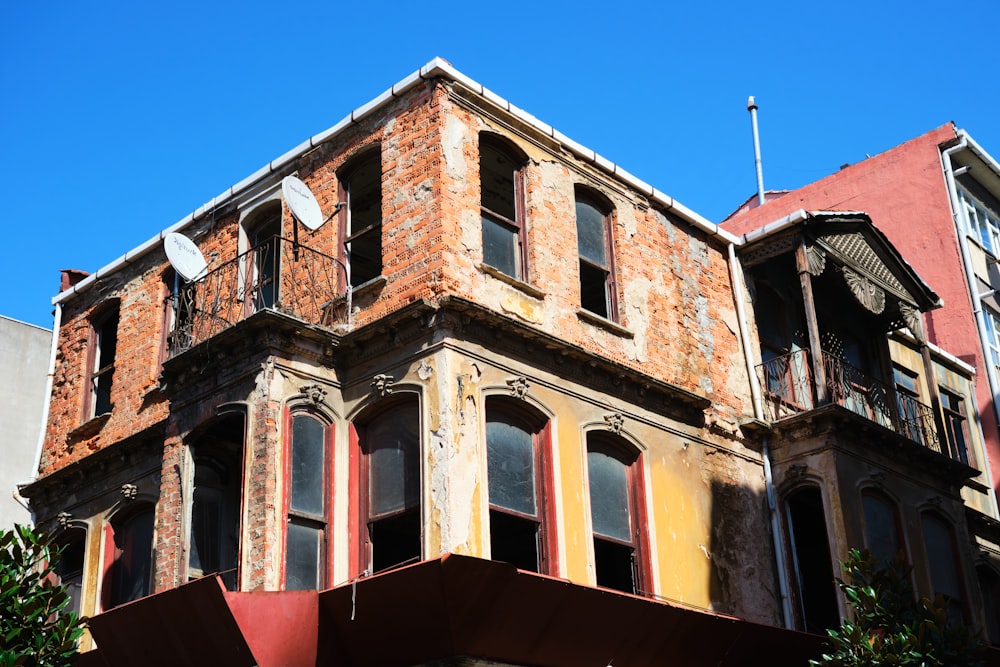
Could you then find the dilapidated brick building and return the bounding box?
[21,60,1000,665]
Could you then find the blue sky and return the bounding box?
[2,0,998,329]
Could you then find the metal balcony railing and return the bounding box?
[758,349,942,455]
[167,237,347,355]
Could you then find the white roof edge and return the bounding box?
[957,129,1000,180]
[53,57,723,305]
[740,209,811,244]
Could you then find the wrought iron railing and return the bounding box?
[758,349,941,454]
[167,237,348,355]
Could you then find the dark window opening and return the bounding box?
[922,512,966,624]
[54,532,86,617]
[594,539,636,594]
[360,398,421,574]
[862,490,904,567]
[342,152,382,287]
[249,212,281,311]
[978,566,1000,646]
[575,191,615,320]
[587,435,642,594]
[89,306,119,418]
[940,388,970,465]
[480,137,525,279]
[487,398,548,574]
[784,487,839,633]
[104,506,154,610]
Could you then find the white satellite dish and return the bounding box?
[164,232,209,282]
[282,176,325,231]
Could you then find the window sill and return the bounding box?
[68,412,111,439]
[478,264,546,300]
[576,309,634,338]
[324,275,388,310]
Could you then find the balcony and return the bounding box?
[758,349,942,455]
[167,237,348,355]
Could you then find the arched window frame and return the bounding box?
[584,429,650,595]
[781,483,840,633]
[241,201,283,313]
[574,185,618,321]
[920,509,969,623]
[859,487,907,567]
[85,299,120,421]
[349,391,422,578]
[479,133,529,281]
[101,501,155,611]
[282,408,334,590]
[50,524,88,618]
[484,395,555,575]
[338,147,383,289]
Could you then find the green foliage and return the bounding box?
[0,524,86,667]
[810,548,984,667]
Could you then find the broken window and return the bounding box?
[480,135,527,280]
[87,303,119,419]
[783,486,839,633]
[575,187,616,320]
[358,397,421,574]
[103,504,154,610]
[587,433,645,594]
[285,413,330,590]
[486,397,550,573]
[340,150,382,288]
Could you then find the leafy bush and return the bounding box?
[811,548,983,667]
[1,524,86,667]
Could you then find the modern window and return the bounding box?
[357,397,421,574]
[940,388,970,465]
[87,303,119,419]
[861,489,904,566]
[921,512,966,623]
[575,188,616,320]
[102,505,154,609]
[958,184,1000,255]
[480,135,527,280]
[985,307,1000,375]
[285,413,331,590]
[486,397,551,574]
[340,150,382,288]
[586,433,646,594]
[783,486,839,633]
[247,208,281,311]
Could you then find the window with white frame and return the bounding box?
[985,307,1000,373]
[958,185,1000,255]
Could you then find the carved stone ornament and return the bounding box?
[506,376,530,399]
[898,302,925,343]
[57,512,72,528]
[842,267,886,314]
[927,495,943,507]
[787,464,809,481]
[805,244,827,276]
[371,374,395,397]
[869,471,887,484]
[299,383,328,405]
[121,483,138,501]
[604,412,625,434]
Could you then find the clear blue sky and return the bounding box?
[2,0,998,329]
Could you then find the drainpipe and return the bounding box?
[25,303,63,524]
[941,139,1000,516]
[728,242,794,628]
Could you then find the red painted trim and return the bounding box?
[347,422,362,579]
[279,407,291,589]
[539,419,558,577]
[100,521,116,612]
[631,454,654,594]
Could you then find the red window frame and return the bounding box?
[574,187,618,321]
[85,302,120,421]
[480,134,528,281]
[101,504,155,611]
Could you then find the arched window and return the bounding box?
[339,150,382,288]
[285,413,331,590]
[52,528,87,617]
[586,432,647,594]
[921,511,966,623]
[978,565,1000,646]
[356,396,421,574]
[87,302,119,419]
[783,486,839,633]
[486,397,552,574]
[861,489,904,566]
[188,414,245,591]
[574,187,616,320]
[480,134,527,280]
[102,504,154,610]
[245,206,282,311]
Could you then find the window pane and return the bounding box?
[368,402,420,517]
[576,200,607,265]
[487,418,536,516]
[285,521,320,591]
[862,492,901,565]
[489,509,539,572]
[580,261,610,318]
[588,447,631,543]
[922,514,964,603]
[291,416,325,516]
[481,143,516,221]
[482,215,518,276]
[111,509,154,607]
